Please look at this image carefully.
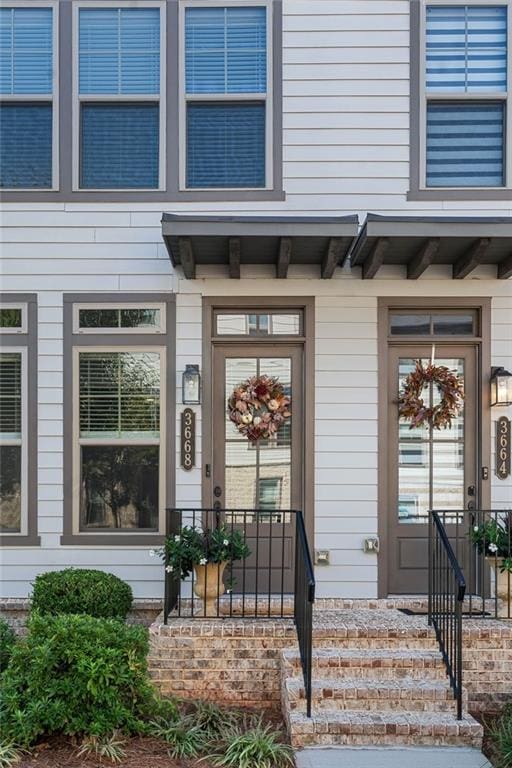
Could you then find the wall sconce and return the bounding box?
[490,367,512,407]
[182,364,201,404]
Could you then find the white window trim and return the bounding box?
[419,0,511,190]
[0,303,28,334]
[178,0,273,191]
[72,302,166,334]
[72,0,166,192]
[0,347,28,536]
[0,0,59,192]
[72,345,166,536]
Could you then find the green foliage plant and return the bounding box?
[0,621,16,672]
[30,568,133,620]
[77,732,126,764]
[488,706,512,768]
[0,613,155,748]
[148,716,207,759]
[470,518,512,573]
[0,743,22,768]
[156,524,250,580]
[207,717,294,768]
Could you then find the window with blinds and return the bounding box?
[77,350,161,531]
[184,5,268,188]
[77,6,162,189]
[425,4,507,188]
[0,352,22,533]
[0,6,54,188]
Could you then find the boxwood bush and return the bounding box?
[31,568,133,620]
[0,613,156,747]
[0,619,16,672]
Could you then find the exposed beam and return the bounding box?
[498,252,512,280]
[228,238,241,279]
[407,238,440,280]
[453,238,491,280]
[321,238,344,279]
[178,237,195,279]
[362,238,389,279]
[276,237,292,279]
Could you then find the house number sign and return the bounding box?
[181,408,195,471]
[496,416,511,480]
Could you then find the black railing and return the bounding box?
[163,507,315,717]
[294,509,315,718]
[428,510,466,720]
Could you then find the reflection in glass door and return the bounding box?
[212,346,303,593]
[389,346,477,594]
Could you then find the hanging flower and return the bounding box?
[228,374,291,442]
[398,360,464,431]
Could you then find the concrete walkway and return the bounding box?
[295,746,492,768]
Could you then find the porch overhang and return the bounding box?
[161,214,359,279]
[349,214,512,280]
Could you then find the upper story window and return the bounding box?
[181,2,271,189]
[0,4,57,189]
[74,3,165,190]
[423,3,509,189]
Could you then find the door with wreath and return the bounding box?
[387,345,477,595]
[211,345,303,594]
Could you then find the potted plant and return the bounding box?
[156,525,250,617]
[470,517,512,616]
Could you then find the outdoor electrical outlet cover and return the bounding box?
[364,537,380,554]
[315,550,330,565]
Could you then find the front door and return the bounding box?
[388,345,478,594]
[212,345,303,592]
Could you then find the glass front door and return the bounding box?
[212,345,303,593]
[388,345,477,594]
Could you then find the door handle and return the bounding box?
[213,485,222,498]
[213,500,221,512]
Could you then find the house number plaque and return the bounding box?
[496,416,511,480]
[181,408,195,471]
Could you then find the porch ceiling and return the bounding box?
[161,214,359,279]
[349,214,512,280]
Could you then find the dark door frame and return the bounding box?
[377,296,492,598]
[202,296,315,549]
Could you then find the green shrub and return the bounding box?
[208,717,294,768]
[0,621,16,673]
[31,568,133,620]
[488,706,512,768]
[0,613,156,748]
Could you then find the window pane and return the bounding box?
[187,102,265,188]
[0,308,22,328]
[120,309,161,329]
[79,8,160,95]
[0,103,52,188]
[185,6,266,95]
[216,312,301,336]
[390,314,430,335]
[432,313,474,335]
[79,352,160,438]
[0,353,21,438]
[426,5,507,93]
[0,444,21,532]
[216,314,247,335]
[0,7,53,95]
[80,445,158,530]
[79,308,161,330]
[81,103,159,189]
[272,314,301,335]
[426,102,504,187]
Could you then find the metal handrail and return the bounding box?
[428,510,466,719]
[294,510,315,718]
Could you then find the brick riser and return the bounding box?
[281,647,483,749]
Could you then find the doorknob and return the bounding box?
[213,500,221,511]
[213,486,222,498]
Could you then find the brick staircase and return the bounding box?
[281,609,484,749]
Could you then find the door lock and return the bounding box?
[467,485,475,496]
[213,486,222,498]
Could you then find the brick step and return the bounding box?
[287,710,483,749]
[285,675,466,713]
[282,648,448,680]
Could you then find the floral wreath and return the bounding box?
[228,374,291,442]
[398,359,465,430]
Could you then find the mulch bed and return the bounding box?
[18,735,216,767]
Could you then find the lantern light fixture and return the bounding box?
[490,367,512,407]
[182,364,201,405]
